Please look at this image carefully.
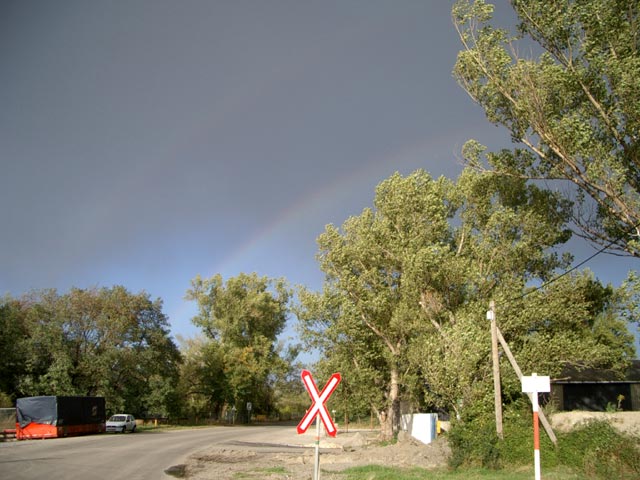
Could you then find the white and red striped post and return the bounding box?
[521,373,550,480]
[531,379,541,480]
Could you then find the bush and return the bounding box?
[449,402,640,479]
[498,403,559,468]
[448,411,501,469]
[0,392,13,408]
[558,420,640,479]
[449,401,557,469]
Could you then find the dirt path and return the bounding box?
[179,431,451,479]
[176,412,640,478]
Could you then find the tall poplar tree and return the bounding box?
[299,169,636,438]
[186,273,291,419]
[453,0,640,256]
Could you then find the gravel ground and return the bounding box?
[176,429,451,479]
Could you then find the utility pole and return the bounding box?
[496,328,557,445]
[487,300,503,439]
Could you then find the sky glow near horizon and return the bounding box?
[1,1,637,353]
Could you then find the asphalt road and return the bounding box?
[0,425,304,480]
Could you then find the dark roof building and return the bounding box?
[550,360,640,411]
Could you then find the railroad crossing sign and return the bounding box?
[297,369,341,437]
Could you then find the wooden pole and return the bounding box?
[496,328,557,445]
[488,301,503,439]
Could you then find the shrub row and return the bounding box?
[449,402,640,479]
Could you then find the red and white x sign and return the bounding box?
[297,369,341,437]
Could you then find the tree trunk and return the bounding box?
[378,366,400,440]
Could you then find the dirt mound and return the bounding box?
[550,411,640,437]
[323,434,451,471]
[182,432,450,479]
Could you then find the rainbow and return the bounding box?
[210,131,465,280]
[169,132,466,336]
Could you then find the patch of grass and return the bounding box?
[375,436,398,447]
[232,466,289,478]
[336,465,580,479]
[334,465,430,479]
[259,466,288,474]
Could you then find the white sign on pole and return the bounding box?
[521,375,550,394]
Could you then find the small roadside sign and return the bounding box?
[521,375,550,393]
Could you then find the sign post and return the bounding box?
[521,373,550,480]
[314,415,321,480]
[297,370,341,480]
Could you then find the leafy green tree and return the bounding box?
[16,289,73,396]
[296,287,389,426]
[453,0,640,256]
[416,168,635,417]
[186,273,291,420]
[176,336,230,419]
[9,287,181,417]
[0,296,28,401]
[299,171,457,438]
[413,272,637,420]
[270,361,313,422]
[299,169,635,437]
[617,271,640,336]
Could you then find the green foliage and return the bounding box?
[449,411,501,469]
[185,273,292,418]
[450,402,640,479]
[298,171,457,437]
[337,465,432,479]
[299,167,635,437]
[336,465,579,479]
[453,0,640,256]
[271,377,308,421]
[188,273,290,346]
[449,403,559,470]
[0,392,13,408]
[176,336,230,419]
[497,404,559,469]
[0,287,181,417]
[0,297,28,402]
[557,421,640,479]
[496,272,636,379]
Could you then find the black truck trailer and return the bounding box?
[16,396,105,439]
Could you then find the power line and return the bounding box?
[506,227,637,304]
